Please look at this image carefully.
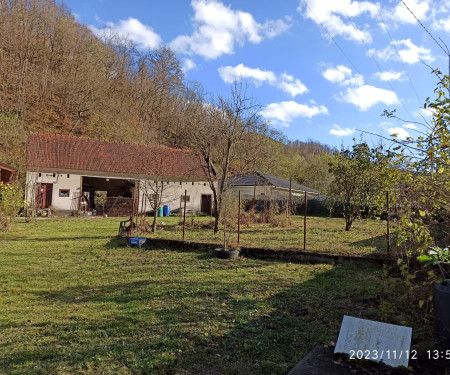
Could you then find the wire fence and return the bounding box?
[127,190,394,257]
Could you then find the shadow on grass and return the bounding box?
[1,261,409,375]
[105,237,127,248]
[349,235,389,254]
[1,235,112,242]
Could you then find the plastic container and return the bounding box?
[157,207,164,217]
[163,205,170,217]
[129,237,147,248]
[434,282,450,349]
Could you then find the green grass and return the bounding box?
[0,218,430,374]
[140,215,389,256]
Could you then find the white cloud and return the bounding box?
[278,73,309,97]
[372,71,406,81]
[261,101,328,126]
[379,121,394,128]
[218,64,308,97]
[298,0,378,43]
[339,85,400,111]
[367,39,434,65]
[329,124,356,137]
[404,123,418,130]
[90,18,162,49]
[419,107,438,117]
[387,127,410,140]
[433,15,450,31]
[382,0,430,25]
[170,0,290,59]
[219,64,276,86]
[182,58,197,73]
[322,65,364,86]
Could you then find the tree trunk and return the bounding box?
[213,208,220,234]
[152,205,158,232]
[345,218,352,231]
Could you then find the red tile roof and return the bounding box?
[0,161,17,172]
[26,133,210,180]
[0,161,18,184]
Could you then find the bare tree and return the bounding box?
[189,80,272,233]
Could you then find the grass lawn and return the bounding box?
[0,218,434,374]
[138,215,390,257]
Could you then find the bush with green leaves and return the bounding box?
[384,70,450,256]
[328,141,397,231]
[0,182,24,231]
[418,246,450,284]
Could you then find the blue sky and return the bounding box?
[62,0,450,147]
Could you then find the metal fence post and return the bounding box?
[303,191,307,251]
[386,190,390,255]
[238,190,241,246]
[182,189,187,241]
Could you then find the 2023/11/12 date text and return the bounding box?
[349,349,417,361]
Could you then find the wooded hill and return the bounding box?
[0,0,333,193]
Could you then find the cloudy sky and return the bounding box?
[63,0,450,147]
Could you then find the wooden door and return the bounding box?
[36,183,53,208]
[201,194,212,214]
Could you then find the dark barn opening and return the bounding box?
[81,177,136,217]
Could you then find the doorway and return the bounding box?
[201,194,212,214]
[36,183,53,208]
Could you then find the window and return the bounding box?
[59,189,70,197]
[180,195,190,202]
[67,174,70,178]
[192,182,194,185]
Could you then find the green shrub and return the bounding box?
[0,182,23,231]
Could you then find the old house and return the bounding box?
[0,162,18,184]
[26,133,214,216]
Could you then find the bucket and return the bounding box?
[157,207,164,217]
[163,205,170,217]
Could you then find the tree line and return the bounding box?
[0,0,330,182]
[0,0,335,229]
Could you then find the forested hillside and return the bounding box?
[0,0,332,193]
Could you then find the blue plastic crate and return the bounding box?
[129,237,147,248]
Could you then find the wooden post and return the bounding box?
[79,176,83,213]
[182,189,187,241]
[237,190,241,246]
[210,195,212,226]
[252,181,256,213]
[130,183,136,237]
[140,189,145,226]
[288,177,292,215]
[303,191,307,251]
[179,193,182,225]
[386,190,390,255]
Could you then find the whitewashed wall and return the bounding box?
[138,180,213,214]
[26,171,82,211]
[26,171,214,213]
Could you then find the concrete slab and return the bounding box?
[334,315,412,368]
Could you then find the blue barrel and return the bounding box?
[157,207,164,217]
[163,205,170,217]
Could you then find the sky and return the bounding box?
[61,0,450,148]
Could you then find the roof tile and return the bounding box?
[26,133,209,180]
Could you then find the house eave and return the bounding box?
[26,167,211,182]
